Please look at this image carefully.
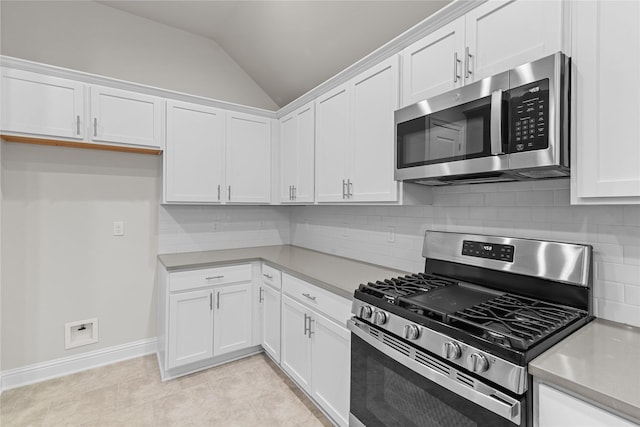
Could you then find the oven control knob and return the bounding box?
[373,310,388,325]
[468,353,490,373]
[442,341,462,360]
[403,324,420,340]
[360,305,373,319]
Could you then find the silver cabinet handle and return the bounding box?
[209,293,213,311]
[289,185,293,201]
[76,115,81,135]
[302,292,316,301]
[205,275,224,280]
[263,273,273,279]
[217,291,220,309]
[342,179,347,199]
[453,52,461,83]
[93,118,98,137]
[259,287,264,303]
[465,46,473,78]
[217,185,220,201]
[228,185,231,201]
[293,186,297,200]
[303,313,309,336]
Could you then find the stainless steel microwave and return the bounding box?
[394,52,570,185]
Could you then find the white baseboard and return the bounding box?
[0,337,157,392]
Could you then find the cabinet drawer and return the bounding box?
[261,264,282,290]
[282,273,351,324]
[169,264,252,292]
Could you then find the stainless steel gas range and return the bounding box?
[348,231,593,427]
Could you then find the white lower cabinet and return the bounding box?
[213,282,253,356]
[537,383,639,427]
[260,264,282,363]
[167,289,214,369]
[158,263,257,378]
[281,273,351,427]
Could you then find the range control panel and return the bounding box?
[509,78,549,153]
[462,240,515,263]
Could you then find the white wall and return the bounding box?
[291,180,640,328]
[1,143,160,370]
[0,1,278,110]
[158,205,291,255]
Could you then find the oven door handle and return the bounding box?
[347,319,522,425]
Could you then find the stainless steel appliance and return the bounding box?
[395,52,570,185]
[348,231,593,426]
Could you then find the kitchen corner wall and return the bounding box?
[290,179,640,328]
[158,205,290,254]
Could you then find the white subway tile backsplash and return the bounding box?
[157,185,640,328]
[624,245,640,266]
[597,262,640,286]
[516,190,555,206]
[485,192,516,206]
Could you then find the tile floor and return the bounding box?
[0,353,333,426]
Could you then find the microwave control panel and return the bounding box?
[509,78,549,152]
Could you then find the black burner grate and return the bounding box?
[358,273,454,302]
[448,294,587,350]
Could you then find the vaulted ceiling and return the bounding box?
[98,1,451,107]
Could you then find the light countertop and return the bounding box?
[158,245,407,300]
[530,318,640,422]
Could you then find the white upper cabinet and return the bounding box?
[90,86,164,149]
[351,56,399,202]
[1,68,85,140]
[315,56,400,203]
[402,18,466,105]
[571,0,640,204]
[226,111,272,203]
[279,102,315,203]
[315,83,350,202]
[401,0,563,106]
[164,101,225,203]
[465,0,562,82]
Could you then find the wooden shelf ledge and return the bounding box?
[0,134,163,155]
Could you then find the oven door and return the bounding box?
[348,319,525,427]
[394,70,509,183]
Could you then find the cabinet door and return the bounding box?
[165,101,225,203]
[537,383,637,427]
[572,0,640,203]
[261,284,281,363]
[279,112,298,202]
[1,68,85,140]
[401,17,465,105]
[281,295,312,393]
[90,85,164,149]
[315,84,350,202]
[225,112,271,203]
[310,312,350,427]
[351,56,399,202]
[294,103,315,203]
[465,0,562,82]
[167,289,213,369]
[213,282,253,356]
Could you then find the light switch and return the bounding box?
[113,221,124,236]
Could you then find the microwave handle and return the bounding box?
[490,90,504,155]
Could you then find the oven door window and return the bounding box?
[351,334,521,427]
[396,96,493,169]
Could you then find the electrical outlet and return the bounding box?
[113,221,124,236]
[387,226,396,243]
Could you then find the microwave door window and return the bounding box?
[397,96,492,169]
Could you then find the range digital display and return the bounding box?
[462,240,515,262]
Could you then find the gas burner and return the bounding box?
[358,273,455,303]
[448,294,587,350]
